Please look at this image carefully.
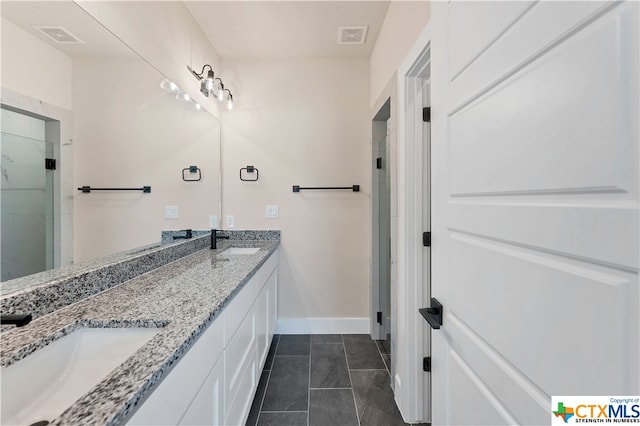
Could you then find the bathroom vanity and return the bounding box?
[0,233,279,426]
[127,247,278,425]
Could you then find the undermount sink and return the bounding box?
[1,327,159,426]
[220,247,260,255]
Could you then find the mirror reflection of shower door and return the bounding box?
[1,112,54,281]
[372,99,392,378]
[377,128,391,369]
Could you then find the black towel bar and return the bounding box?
[78,186,151,193]
[292,185,359,192]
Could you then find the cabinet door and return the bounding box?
[256,283,269,371]
[225,306,256,417]
[179,357,224,426]
[267,268,277,338]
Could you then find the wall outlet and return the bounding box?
[165,206,178,219]
[226,215,235,228]
[265,205,279,219]
[209,215,218,228]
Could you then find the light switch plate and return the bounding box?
[209,215,218,228]
[226,215,235,228]
[165,206,178,219]
[265,205,279,219]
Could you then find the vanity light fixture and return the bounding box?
[188,64,234,110]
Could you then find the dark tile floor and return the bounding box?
[246,334,421,426]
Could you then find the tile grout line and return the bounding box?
[273,354,311,357]
[309,387,353,390]
[342,334,361,426]
[254,368,273,426]
[375,338,391,378]
[375,338,402,423]
[255,334,281,426]
[350,368,389,371]
[307,334,312,426]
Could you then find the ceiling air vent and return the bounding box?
[337,26,368,45]
[33,26,84,44]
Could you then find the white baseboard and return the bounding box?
[275,317,370,334]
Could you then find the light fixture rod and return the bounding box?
[187,63,234,107]
[187,64,214,81]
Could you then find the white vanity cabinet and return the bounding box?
[127,250,278,426]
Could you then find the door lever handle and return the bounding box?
[419,297,443,329]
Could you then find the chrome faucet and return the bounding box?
[210,229,229,249]
[1,314,32,327]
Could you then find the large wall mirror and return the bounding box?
[0,1,222,291]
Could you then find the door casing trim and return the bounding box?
[394,23,432,423]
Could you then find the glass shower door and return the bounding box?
[1,131,54,281]
[376,130,392,371]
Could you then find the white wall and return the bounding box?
[221,58,370,324]
[76,1,223,119]
[73,57,221,262]
[0,18,72,111]
[370,1,430,107]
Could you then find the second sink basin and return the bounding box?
[1,327,159,426]
[220,247,260,255]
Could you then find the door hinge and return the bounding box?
[422,107,431,123]
[376,157,382,169]
[423,231,431,247]
[423,356,431,372]
[376,311,383,325]
[45,158,56,170]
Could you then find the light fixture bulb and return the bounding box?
[199,81,210,96]
[218,89,229,103]
[212,79,223,100]
[204,70,215,90]
[176,91,191,103]
[193,102,202,111]
[160,78,179,93]
[226,95,233,110]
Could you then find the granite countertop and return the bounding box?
[0,239,279,425]
[0,240,173,297]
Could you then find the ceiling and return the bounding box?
[184,1,391,59]
[0,1,136,58]
[1,1,390,60]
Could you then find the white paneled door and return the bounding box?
[430,1,639,425]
